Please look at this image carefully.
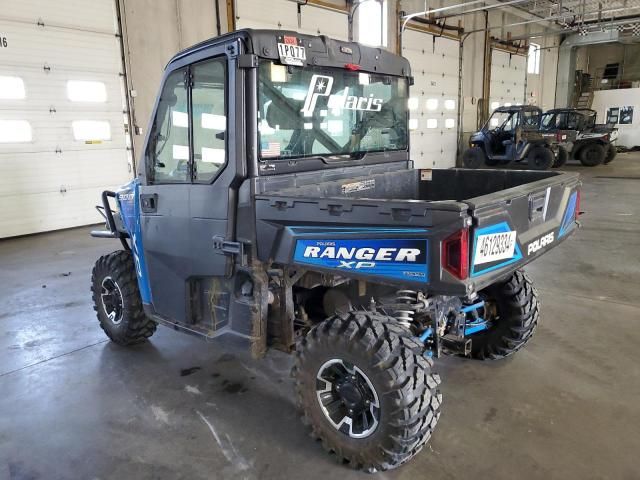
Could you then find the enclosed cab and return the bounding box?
[90,30,581,472]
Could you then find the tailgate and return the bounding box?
[466,171,581,289]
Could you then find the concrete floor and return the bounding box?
[1,154,639,480]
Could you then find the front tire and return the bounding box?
[527,146,554,170]
[470,270,540,360]
[463,146,486,168]
[91,250,156,345]
[293,312,441,472]
[604,144,617,164]
[553,146,568,168]
[579,143,605,166]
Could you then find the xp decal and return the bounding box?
[301,74,384,117]
[471,222,523,277]
[294,238,428,281]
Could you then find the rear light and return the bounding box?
[442,228,469,280]
[344,63,360,71]
[575,190,581,218]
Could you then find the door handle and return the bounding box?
[140,193,158,213]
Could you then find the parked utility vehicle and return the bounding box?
[91,30,581,472]
[463,105,565,170]
[540,108,618,167]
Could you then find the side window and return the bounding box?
[567,113,579,130]
[147,68,189,183]
[192,59,226,183]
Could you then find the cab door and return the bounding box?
[139,44,234,323]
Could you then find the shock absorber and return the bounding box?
[393,290,419,328]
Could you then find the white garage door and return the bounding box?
[490,49,526,111]
[235,0,348,41]
[0,0,130,238]
[402,29,459,169]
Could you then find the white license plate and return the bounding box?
[474,231,517,265]
[277,43,306,66]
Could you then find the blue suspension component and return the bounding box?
[460,301,485,313]
[461,301,490,336]
[417,327,434,357]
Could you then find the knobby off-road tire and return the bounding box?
[579,143,605,166]
[604,144,617,164]
[471,270,540,360]
[527,146,554,170]
[91,250,156,345]
[463,146,486,169]
[553,146,568,168]
[293,312,442,472]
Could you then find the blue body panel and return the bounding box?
[291,229,429,283]
[115,179,152,304]
[559,191,578,238]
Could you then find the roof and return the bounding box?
[544,108,596,115]
[493,105,542,113]
[167,29,411,78]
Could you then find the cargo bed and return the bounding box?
[254,165,580,296]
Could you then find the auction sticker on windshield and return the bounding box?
[474,230,517,265]
[277,42,306,66]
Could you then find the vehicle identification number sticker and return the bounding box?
[474,230,517,265]
[277,43,306,66]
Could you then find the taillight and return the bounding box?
[575,190,581,218]
[344,63,360,71]
[442,228,469,280]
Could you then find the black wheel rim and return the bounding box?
[101,276,124,325]
[534,153,546,167]
[586,148,598,162]
[316,359,380,438]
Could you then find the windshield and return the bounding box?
[487,111,518,132]
[541,113,559,129]
[257,61,408,160]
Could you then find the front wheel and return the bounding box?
[579,143,605,166]
[463,146,486,169]
[470,270,540,360]
[527,146,554,170]
[553,146,568,168]
[293,312,441,472]
[604,144,617,164]
[91,250,156,345]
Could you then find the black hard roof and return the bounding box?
[493,105,542,113]
[544,108,596,116]
[168,29,411,77]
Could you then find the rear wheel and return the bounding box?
[604,144,617,164]
[469,270,540,360]
[293,312,441,472]
[463,146,486,169]
[91,250,156,345]
[527,146,554,170]
[553,146,568,168]
[579,143,605,166]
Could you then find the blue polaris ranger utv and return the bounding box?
[91,29,581,472]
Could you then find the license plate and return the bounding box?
[277,43,306,66]
[474,231,517,265]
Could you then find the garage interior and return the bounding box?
[0,1,639,479]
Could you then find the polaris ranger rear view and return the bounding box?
[91,29,581,472]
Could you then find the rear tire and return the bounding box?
[604,144,617,164]
[91,250,156,345]
[579,143,605,166]
[527,146,554,170]
[293,312,441,472]
[470,270,540,360]
[553,146,568,168]
[463,146,486,169]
